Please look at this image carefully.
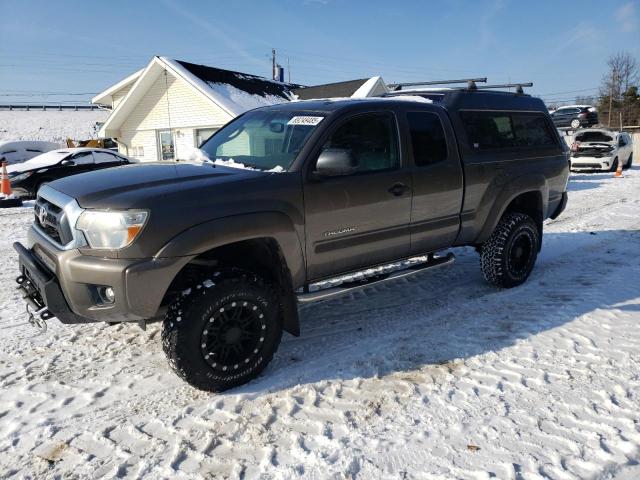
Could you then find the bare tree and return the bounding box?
[599,52,639,127]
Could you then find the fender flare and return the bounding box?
[475,174,549,245]
[156,212,306,336]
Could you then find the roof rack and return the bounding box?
[388,77,487,91]
[475,82,533,94]
[383,80,534,97]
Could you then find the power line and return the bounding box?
[536,87,600,98]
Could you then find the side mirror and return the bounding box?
[61,159,75,166]
[314,148,357,177]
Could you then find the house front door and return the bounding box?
[158,130,175,160]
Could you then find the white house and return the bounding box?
[92,56,298,162]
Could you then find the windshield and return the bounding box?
[575,131,613,143]
[200,110,324,171]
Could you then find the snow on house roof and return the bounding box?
[95,56,301,137]
[176,60,298,102]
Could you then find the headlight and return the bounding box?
[76,210,148,249]
[10,171,33,182]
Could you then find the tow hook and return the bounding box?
[26,304,48,333]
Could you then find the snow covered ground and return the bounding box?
[0,110,109,144]
[0,168,639,479]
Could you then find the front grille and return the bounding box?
[572,163,603,168]
[34,196,73,246]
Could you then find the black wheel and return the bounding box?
[480,212,539,288]
[162,269,283,392]
[625,154,632,169]
[610,158,619,172]
[570,118,581,129]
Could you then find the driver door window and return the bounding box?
[320,113,398,173]
[303,111,411,279]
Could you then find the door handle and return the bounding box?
[388,182,410,196]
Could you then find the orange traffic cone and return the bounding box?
[0,162,22,207]
[614,159,623,178]
[1,162,12,196]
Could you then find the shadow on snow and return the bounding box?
[231,227,640,396]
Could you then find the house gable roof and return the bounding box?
[96,56,300,138]
[292,79,369,100]
[91,68,144,106]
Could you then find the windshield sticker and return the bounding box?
[287,116,324,126]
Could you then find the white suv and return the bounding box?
[570,129,633,172]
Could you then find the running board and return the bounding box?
[297,252,455,304]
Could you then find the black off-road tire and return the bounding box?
[162,269,283,392]
[625,154,632,169]
[480,212,539,288]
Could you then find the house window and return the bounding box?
[158,130,175,160]
[195,128,218,147]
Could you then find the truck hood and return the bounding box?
[48,161,265,209]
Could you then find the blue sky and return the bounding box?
[0,0,638,106]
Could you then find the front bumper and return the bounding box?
[14,225,192,324]
[570,156,612,171]
[549,192,568,219]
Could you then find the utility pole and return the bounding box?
[272,49,276,80]
[608,68,617,127]
[620,111,623,131]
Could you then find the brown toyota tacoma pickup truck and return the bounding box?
[14,86,569,391]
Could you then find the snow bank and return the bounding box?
[0,110,109,144]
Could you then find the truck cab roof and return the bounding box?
[261,89,548,117]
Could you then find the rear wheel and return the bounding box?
[570,118,581,129]
[480,213,539,288]
[625,154,633,169]
[162,269,283,392]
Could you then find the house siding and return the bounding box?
[111,85,133,111]
[117,72,233,161]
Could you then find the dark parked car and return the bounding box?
[550,105,598,129]
[8,148,135,198]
